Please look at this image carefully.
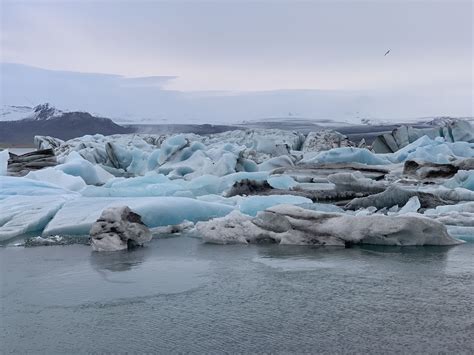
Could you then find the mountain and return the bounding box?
[0,103,134,146]
[0,103,63,121]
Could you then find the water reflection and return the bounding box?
[89,246,150,273]
[253,243,456,272]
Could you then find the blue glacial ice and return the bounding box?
[444,170,474,191]
[0,195,74,241]
[301,136,474,166]
[42,197,234,236]
[0,149,8,176]
[0,176,77,197]
[56,152,114,185]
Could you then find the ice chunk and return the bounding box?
[444,170,474,191]
[0,176,75,196]
[158,134,188,164]
[302,130,353,152]
[422,203,474,241]
[238,195,311,216]
[196,204,461,246]
[0,195,72,241]
[90,206,152,252]
[424,202,474,215]
[398,196,421,214]
[373,120,474,153]
[258,155,294,171]
[302,147,391,165]
[195,210,258,244]
[327,172,386,193]
[0,149,8,176]
[25,168,86,191]
[56,152,113,185]
[346,185,446,211]
[267,175,298,190]
[43,197,234,236]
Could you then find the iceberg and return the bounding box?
[196,204,461,246]
[0,195,73,241]
[56,152,113,185]
[302,147,391,165]
[0,176,76,196]
[3,125,471,247]
[372,120,474,153]
[25,168,86,191]
[397,196,421,214]
[90,206,152,252]
[42,197,235,236]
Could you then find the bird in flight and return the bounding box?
[384,49,391,56]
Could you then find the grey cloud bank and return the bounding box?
[1,63,471,123]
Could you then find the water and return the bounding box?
[1,237,473,353]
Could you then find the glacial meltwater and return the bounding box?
[1,237,473,353]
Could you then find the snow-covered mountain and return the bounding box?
[0,103,134,145]
[0,103,63,121]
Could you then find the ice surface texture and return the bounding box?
[90,206,152,252]
[196,205,461,246]
[2,125,473,244]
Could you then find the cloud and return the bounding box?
[1,1,471,91]
[1,63,472,123]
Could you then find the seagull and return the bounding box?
[384,49,391,56]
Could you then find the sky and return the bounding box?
[0,0,472,122]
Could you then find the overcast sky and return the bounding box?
[0,0,472,121]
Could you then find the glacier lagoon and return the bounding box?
[1,121,474,352]
[1,236,473,353]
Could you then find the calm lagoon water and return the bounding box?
[1,237,473,353]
